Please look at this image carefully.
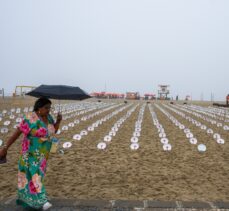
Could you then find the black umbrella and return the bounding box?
[26,85,91,100]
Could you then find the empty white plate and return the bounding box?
[68,123,74,127]
[184,128,190,133]
[159,133,166,138]
[163,144,172,151]
[104,135,112,142]
[109,131,116,136]
[1,128,8,134]
[213,133,220,140]
[87,126,94,131]
[63,142,72,149]
[133,131,140,137]
[61,126,68,131]
[4,121,10,126]
[73,134,81,141]
[80,130,88,136]
[197,144,206,152]
[131,137,139,143]
[207,129,213,134]
[160,138,169,144]
[189,138,197,145]
[186,132,193,138]
[216,138,225,144]
[130,143,139,150]
[97,142,107,150]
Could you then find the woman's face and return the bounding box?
[38,103,51,116]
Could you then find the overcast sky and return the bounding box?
[0,0,228,101]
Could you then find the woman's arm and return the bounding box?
[0,129,22,158]
[54,112,62,133]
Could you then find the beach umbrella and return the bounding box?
[26,85,91,100]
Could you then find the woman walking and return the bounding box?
[0,97,62,210]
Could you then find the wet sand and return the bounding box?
[0,98,229,202]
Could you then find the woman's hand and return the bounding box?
[0,129,21,159]
[56,112,62,123]
[54,113,62,133]
[0,147,7,158]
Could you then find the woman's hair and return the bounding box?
[33,97,52,111]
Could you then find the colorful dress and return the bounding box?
[16,112,56,209]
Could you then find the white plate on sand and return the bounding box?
[4,121,10,126]
[109,131,116,136]
[130,143,139,150]
[213,133,220,140]
[186,132,193,138]
[63,142,72,149]
[160,138,169,144]
[216,138,225,144]
[131,137,138,143]
[201,125,207,130]
[133,131,140,137]
[97,142,106,150]
[16,118,22,123]
[197,144,206,152]
[73,134,81,141]
[163,144,172,151]
[1,128,8,134]
[62,126,68,131]
[87,126,94,131]
[159,133,166,138]
[207,129,213,134]
[68,123,74,127]
[189,138,197,145]
[104,135,112,142]
[184,129,190,134]
[80,130,88,136]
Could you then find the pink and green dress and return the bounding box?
[16,112,55,209]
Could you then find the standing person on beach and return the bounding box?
[0,97,62,210]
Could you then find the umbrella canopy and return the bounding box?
[26,85,91,100]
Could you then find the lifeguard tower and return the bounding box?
[158,85,170,100]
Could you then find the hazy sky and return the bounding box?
[0,0,229,100]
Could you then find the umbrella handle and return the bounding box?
[58,99,61,113]
[56,112,62,122]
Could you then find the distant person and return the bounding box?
[0,97,62,210]
[176,95,179,101]
[227,94,229,105]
